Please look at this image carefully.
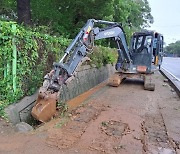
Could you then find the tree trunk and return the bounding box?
[17,0,31,25]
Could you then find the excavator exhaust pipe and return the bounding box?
[31,87,58,123]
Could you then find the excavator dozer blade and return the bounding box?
[31,87,58,123]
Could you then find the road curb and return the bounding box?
[160,67,180,97]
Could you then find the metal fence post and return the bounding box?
[12,24,17,92]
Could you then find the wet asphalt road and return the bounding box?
[161,57,180,81]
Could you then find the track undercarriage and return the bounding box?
[109,72,155,91]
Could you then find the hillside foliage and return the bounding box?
[0,0,153,40]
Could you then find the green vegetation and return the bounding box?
[90,47,117,68]
[32,0,153,40]
[0,21,69,116]
[166,41,180,57]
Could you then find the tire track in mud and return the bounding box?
[46,104,107,149]
[46,102,134,154]
[141,107,177,154]
[68,104,144,154]
[158,108,180,153]
[140,121,148,153]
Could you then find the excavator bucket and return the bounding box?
[31,87,58,123]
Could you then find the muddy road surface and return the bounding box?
[0,71,180,154]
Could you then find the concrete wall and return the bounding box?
[5,64,115,124]
[59,64,115,102]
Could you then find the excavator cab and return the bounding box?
[130,31,163,73]
[130,31,164,73]
[130,31,153,73]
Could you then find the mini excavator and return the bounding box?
[31,19,164,122]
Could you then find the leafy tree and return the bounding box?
[166,41,180,56]
[31,0,153,39]
[0,0,153,40]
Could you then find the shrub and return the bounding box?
[0,21,69,116]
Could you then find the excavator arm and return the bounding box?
[32,19,131,122]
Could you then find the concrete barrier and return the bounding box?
[5,64,115,124]
[5,92,38,125]
[160,67,180,97]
